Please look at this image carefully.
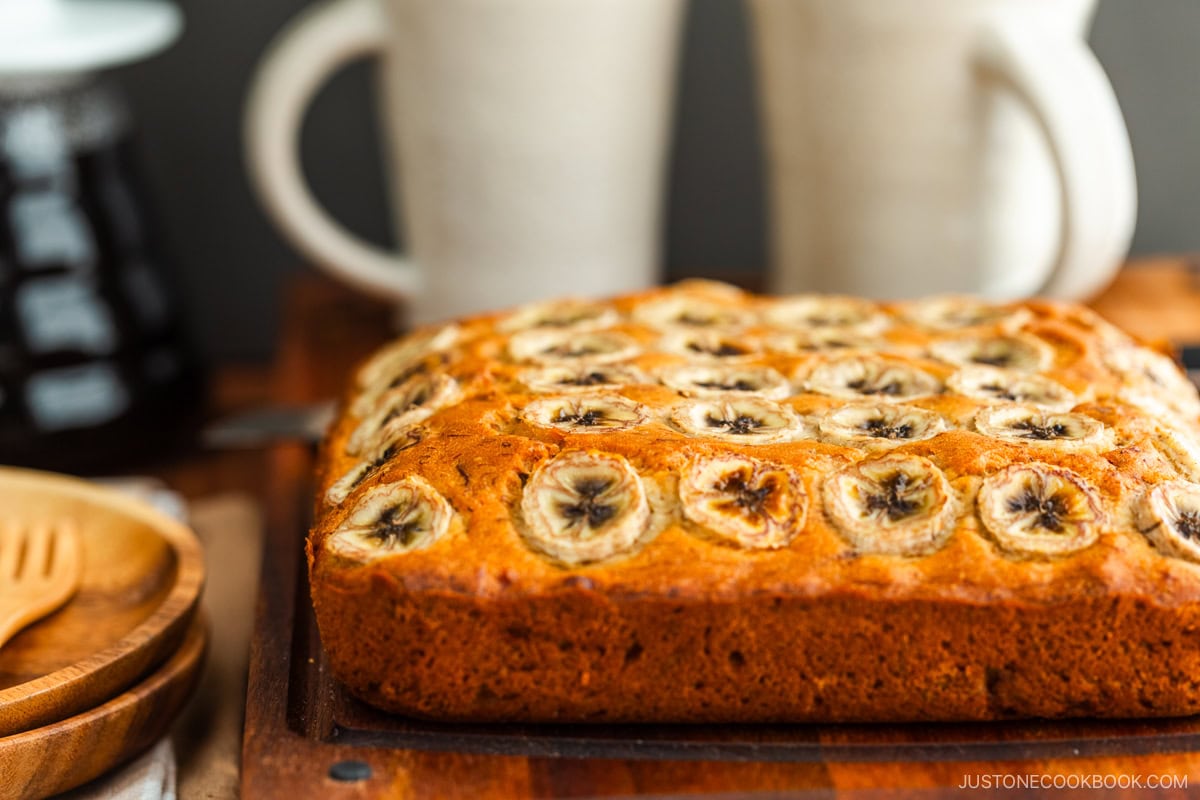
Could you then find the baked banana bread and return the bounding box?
[310,281,1200,722]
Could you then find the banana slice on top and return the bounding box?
[762,295,890,334]
[764,329,884,356]
[946,366,1076,411]
[523,394,647,433]
[901,296,1030,331]
[977,464,1103,557]
[1118,388,1199,432]
[1136,480,1200,563]
[670,396,808,443]
[1150,423,1200,482]
[520,450,651,565]
[346,374,462,456]
[508,329,640,364]
[352,351,451,418]
[819,403,947,449]
[499,298,619,333]
[326,430,422,506]
[327,477,454,561]
[1103,342,1198,400]
[658,364,791,399]
[660,329,761,360]
[669,278,747,301]
[679,454,806,549]
[823,454,957,556]
[355,324,460,389]
[805,356,941,401]
[632,296,750,330]
[973,406,1112,452]
[354,326,459,415]
[929,334,1052,372]
[519,363,650,393]
[1103,343,1200,419]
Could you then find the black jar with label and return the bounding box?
[0,77,202,471]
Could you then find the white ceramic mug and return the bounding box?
[747,0,1137,301]
[245,0,683,324]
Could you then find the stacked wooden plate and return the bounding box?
[0,467,206,799]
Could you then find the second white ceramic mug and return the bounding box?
[246,0,683,324]
[747,0,1137,301]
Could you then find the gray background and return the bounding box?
[112,0,1200,360]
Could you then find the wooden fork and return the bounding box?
[0,520,82,650]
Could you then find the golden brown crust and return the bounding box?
[308,283,1200,721]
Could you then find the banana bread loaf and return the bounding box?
[309,281,1200,722]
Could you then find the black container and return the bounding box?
[0,77,202,471]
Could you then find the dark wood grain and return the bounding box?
[0,468,205,738]
[0,616,206,799]
[243,266,1200,798]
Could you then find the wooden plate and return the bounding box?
[0,467,204,736]
[0,616,206,799]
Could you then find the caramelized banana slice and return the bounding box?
[670,396,808,443]
[355,324,460,389]
[669,278,747,300]
[352,351,451,418]
[765,329,885,355]
[977,464,1103,556]
[946,366,1076,411]
[1104,342,1200,402]
[901,296,1030,331]
[1104,342,1200,420]
[632,296,750,330]
[660,329,760,360]
[823,454,956,556]
[679,454,806,548]
[1136,480,1200,563]
[1152,424,1200,481]
[659,364,791,399]
[499,299,619,333]
[326,430,422,506]
[347,374,461,456]
[1119,388,1199,431]
[763,295,889,334]
[519,363,650,393]
[805,356,941,401]
[520,450,651,565]
[353,326,460,416]
[973,406,1112,452]
[819,403,947,449]
[523,394,646,433]
[327,477,453,561]
[508,329,640,364]
[929,334,1052,372]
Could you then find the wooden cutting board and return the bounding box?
[0,467,205,737]
[242,269,1200,798]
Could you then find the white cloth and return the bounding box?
[59,739,176,800]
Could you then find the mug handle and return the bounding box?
[244,0,419,301]
[974,19,1137,301]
